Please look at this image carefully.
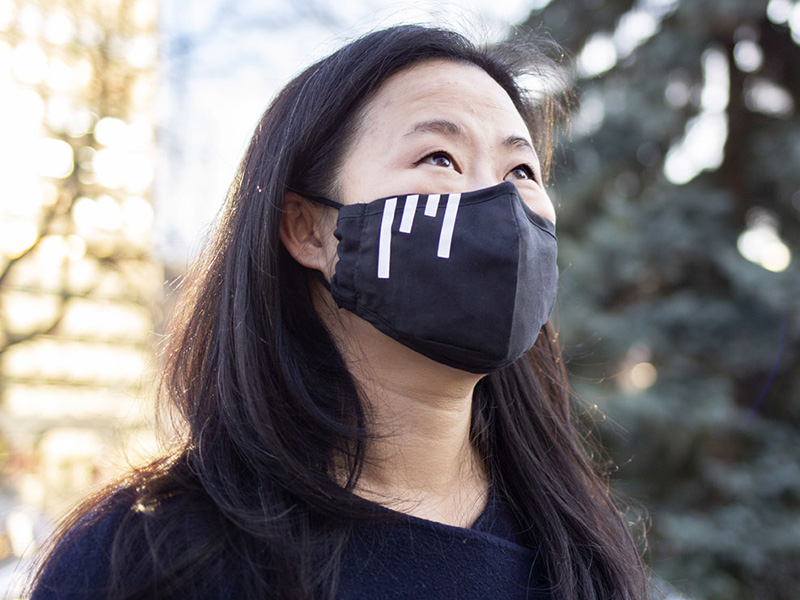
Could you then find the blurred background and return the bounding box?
[0,0,798,598]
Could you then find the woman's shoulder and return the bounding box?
[30,488,144,599]
[30,480,234,600]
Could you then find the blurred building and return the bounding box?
[0,0,162,580]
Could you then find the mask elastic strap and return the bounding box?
[306,195,343,210]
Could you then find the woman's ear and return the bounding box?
[280,192,334,272]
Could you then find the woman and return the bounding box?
[30,25,648,599]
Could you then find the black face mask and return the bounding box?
[308,181,558,374]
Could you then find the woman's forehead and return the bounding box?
[355,59,531,145]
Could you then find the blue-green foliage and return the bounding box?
[520,1,800,598]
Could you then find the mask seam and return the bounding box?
[522,213,557,239]
[352,208,366,311]
[508,197,527,357]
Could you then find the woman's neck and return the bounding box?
[354,368,488,527]
[324,305,489,527]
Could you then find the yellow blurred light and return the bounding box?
[38,138,74,179]
[0,1,15,32]
[68,109,94,138]
[132,0,157,27]
[127,120,153,150]
[630,362,657,390]
[1,291,60,334]
[737,223,792,272]
[39,429,104,488]
[120,429,160,471]
[0,74,10,101]
[37,234,69,266]
[126,35,157,68]
[3,88,45,135]
[72,196,96,230]
[12,42,47,85]
[125,154,154,193]
[7,510,35,558]
[0,220,38,258]
[78,168,96,185]
[95,194,124,230]
[77,145,96,170]
[76,18,103,46]
[94,148,129,188]
[66,234,87,260]
[66,257,99,290]
[123,196,154,234]
[16,3,43,38]
[6,336,150,384]
[43,10,76,46]
[42,181,59,206]
[0,39,11,72]
[73,58,94,88]
[46,57,73,90]
[5,384,144,421]
[40,428,102,458]
[0,176,43,217]
[19,473,45,511]
[59,299,153,339]
[94,117,128,146]
[45,95,71,131]
[130,78,154,111]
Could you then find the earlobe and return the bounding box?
[280,192,333,272]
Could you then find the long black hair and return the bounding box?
[31,25,648,600]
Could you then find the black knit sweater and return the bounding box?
[32,490,550,599]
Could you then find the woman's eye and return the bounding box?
[422,152,454,169]
[505,164,536,181]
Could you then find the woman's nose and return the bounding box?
[464,170,501,194]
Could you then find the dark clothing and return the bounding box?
[32,491,549,599]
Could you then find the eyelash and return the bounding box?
[420,150,457,169]
[419,152,538,183]
[509,163,538,182]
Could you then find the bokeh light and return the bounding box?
[630,362,658,390]
[664,48,729,185]
[737,218,792,273]
[577,34,617,77]
[0,4,163,580]
[733,40,764,72]
[37,138,74,179]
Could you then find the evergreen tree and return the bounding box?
[520,1,800,598]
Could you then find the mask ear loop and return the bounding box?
[305,195,344,210]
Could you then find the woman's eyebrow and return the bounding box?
[504,135,536,154]
[404,119,464,138]
[404,121,536,156]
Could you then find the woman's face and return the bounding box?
[336,59,555,224]
[301,59,557,378]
